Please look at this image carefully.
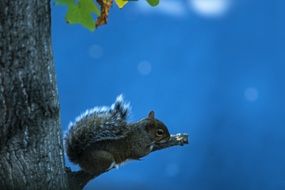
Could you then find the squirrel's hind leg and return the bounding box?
[79,150,115,175]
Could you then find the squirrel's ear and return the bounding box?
[148,111,155,120]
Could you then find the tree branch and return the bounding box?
[66,169,97,190]
[152,133,189,152]
[66,133,189,189]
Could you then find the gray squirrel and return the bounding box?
[65,95,170,174]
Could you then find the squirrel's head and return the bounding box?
[143,111,170,144]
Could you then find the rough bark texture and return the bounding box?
[0,1,68,189]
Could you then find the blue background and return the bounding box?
[52,0,285,189]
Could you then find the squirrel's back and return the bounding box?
[64,95,131,164]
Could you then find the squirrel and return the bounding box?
[64,95,170,175]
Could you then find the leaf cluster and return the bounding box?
[56,0,160,31]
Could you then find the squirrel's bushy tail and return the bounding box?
[110,94,130,121]
[64,95,130,164]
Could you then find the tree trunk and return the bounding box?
[0,1,68,189]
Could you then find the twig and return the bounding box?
[152,133,189,152]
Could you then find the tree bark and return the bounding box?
[0,1,68,189]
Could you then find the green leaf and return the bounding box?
[114,0,128,8]
[56,0,100,31]
[146,0,159,7]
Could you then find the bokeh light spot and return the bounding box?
[189,0,231,17]
[89,44,103,59]
[165,163,180,177]
[244,87,259,102]
[137,60,152,76]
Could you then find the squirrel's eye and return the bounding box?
[156,129,164,136]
